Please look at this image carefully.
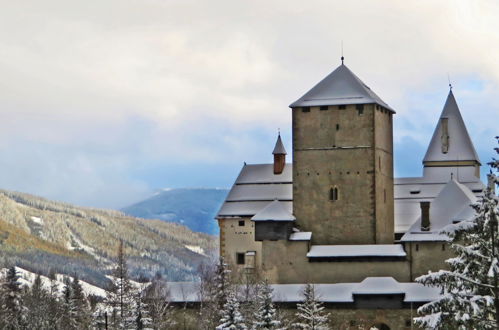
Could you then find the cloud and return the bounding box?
[0,0,497,207]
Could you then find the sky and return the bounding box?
[0,0,498,209]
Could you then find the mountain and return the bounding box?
[0,189,217,288]
[121,188,229,235]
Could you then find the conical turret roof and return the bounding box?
[272,134,287,155]
[289,63,394,112]
[423,90,480,164]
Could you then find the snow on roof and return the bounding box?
[225,184,292,202]
[289,232,312,241]
[289,63,394,111]
[167,278,440,304]
[272,134,287,155]
[352,277,403,295]
[423,90,480,164]
[236,164,292,184]
[251,200,296,221]
[217,201,293,218]
[401,179,477,242]
[307,244,406,258]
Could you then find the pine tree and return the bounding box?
[415,137,499,329]
[106,239,136,329]
[2,266,26,329]
[25,273,51,329]
[199,257,232,329]
[216,288,248,330]
[70,275,92,329]
[61,276,78,330]
[293,284,330,330]
[253,280,281,330]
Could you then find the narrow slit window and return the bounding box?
[339,105,346,109]
[320,105,328,111]
[336,124,340,131]
[356,104,364,115]
[384,189,386,203]
[302,107,310,113]
[329,187,339,201]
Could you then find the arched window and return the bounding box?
[329,187,339,201]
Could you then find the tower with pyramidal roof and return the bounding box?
[290,60,394,245]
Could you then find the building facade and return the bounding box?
[215,59,485,328]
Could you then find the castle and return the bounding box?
[214,59,485,328]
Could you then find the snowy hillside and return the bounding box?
[121,188,228,235]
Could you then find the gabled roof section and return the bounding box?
[251,200,295,222]
[289,63,394,112]
[423,90,480,164]
[400,179,477,242]
[272,134,287,155]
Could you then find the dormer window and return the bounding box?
[410,190,421,195]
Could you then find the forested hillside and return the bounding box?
[0,189,217,288]
[121,188,228,235]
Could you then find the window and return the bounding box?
[442,244,446,251]
[320,105,328,111]
[236,253,245,265]
[302,107,310,112]
[415,244,419,252]
[405,320,412,327]
[329,187,339,201]
[384,189,386,203]
[410,190,421,195]
[336,124,340,130]
[356,104,364,115]
[339,105,346,109]
[238,220,245,227]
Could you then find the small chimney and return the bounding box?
[420,201,431,231]
[272,134,287,175]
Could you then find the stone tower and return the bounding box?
[289,61,395,245]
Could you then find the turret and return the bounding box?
[423,89,481,181]
[273,134,287,175]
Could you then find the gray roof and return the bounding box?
[216,163,292,219]
[289,63,394,111]
[272,135,287,155]
[423,90,480,164]
[307,244,406,258]
[251,200,295,221]
[167,278,440,303]
[401,179,478,242]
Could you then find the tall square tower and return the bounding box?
[290,61,394,245]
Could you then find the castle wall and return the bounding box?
[260,240,411,283]
[218,218,262,271]
[405,241,453,281]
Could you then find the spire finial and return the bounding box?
[447,73,452,90]
[341,41,344,65]
[278,128,280,136]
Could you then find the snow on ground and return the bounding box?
[0,267,106,298]
[30,216,44,225]
[185,245,206,256]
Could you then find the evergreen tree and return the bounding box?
[2,266,26,329]
[134,287,153,330]
[216,288,247,330]
[293,284,330,330]
[61,276,78,330]
[106,239,136,329]
[415,137,499,329]
[70,275,92,329]
[25,273,51,329]
[253,280,281,330]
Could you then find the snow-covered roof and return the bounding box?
[306,244,406,258]
[167,278,440,304]
[251,200,296,222]
[352,277,403,295]
[272,134,287,155]
[289,63,394,111]
[423,90,480,164]
[401,179,477,242]
[289,232,312,241]
[216,163,292,219]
